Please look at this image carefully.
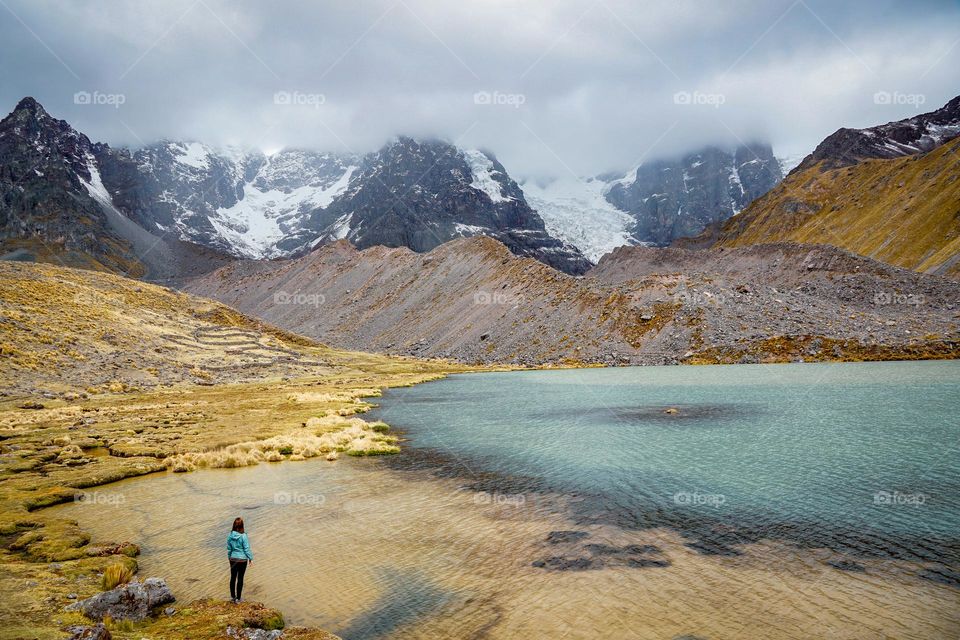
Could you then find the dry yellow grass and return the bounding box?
[716,137,960,278]
[0,260,480,640]
[101,561,135,590]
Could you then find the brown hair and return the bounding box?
[232,517,244,534]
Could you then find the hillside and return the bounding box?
[712,137,960,278]
[700,97,960,279]
[0,260,466,639]
[0,260,458,398]
[186,236,960,366]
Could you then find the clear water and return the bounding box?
[372,361,960,556]
[53,361,960,639]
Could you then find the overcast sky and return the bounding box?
[1,0,957,178]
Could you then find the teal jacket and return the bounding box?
[227,531,253,561]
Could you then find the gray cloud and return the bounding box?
[1,0,957,177]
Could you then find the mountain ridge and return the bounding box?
[185,234,960,366]
[697,95,960,279]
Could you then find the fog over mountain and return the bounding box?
[1,0,957,178]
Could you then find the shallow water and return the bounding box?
[54,361,960,639]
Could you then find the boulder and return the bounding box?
[67,577,174,622]
[226,627,284,640]
[65,624,111,640]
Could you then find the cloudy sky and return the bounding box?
[1,0,957,178]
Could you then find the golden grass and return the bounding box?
[0,260,483,640]
[102,561,135,590]
[717,137,960,278]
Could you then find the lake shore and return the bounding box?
[0,362,473,640]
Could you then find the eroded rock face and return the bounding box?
[604,144,783,246]
[797,95,960,171]
[67,577,175,622]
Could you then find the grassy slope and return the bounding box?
[0,261,474,640]
[715,137,960,278]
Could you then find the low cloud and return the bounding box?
[1,0,957,177]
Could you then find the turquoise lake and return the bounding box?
[55,361,960,639]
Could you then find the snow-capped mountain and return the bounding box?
[0,98,592,274]
[523,143,783,254]
[796,95,960,172]
[0,98,231,279]
[96,141,360,259]
[97,133,591,271]
[0,96,785,275]
[302,137,592,274]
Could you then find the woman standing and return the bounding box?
[226,517,253,603]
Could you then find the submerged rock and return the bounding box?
[66,577,174,621]
[545,530,590,544]
[826,559,866,573]
[531,556,595,571]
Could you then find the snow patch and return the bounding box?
[214,164,358,258]
[169,142,212,170]
[463,149,512,203]
[521,176,638,262]
[454,223,488,236]
[80,153,115,210]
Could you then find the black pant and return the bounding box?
[229,559,247,600]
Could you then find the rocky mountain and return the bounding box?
[604,143,783,245]
[0,97,592,274]
[795,95,960,172]
[97,142,359,259]
[701,96,960,279]
[0,97,230,280]
[301,137,592,274]
[185,236,960,366]
[521,143,783,258]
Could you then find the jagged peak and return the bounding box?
[14,96,48,116]
[2,96,58,129]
